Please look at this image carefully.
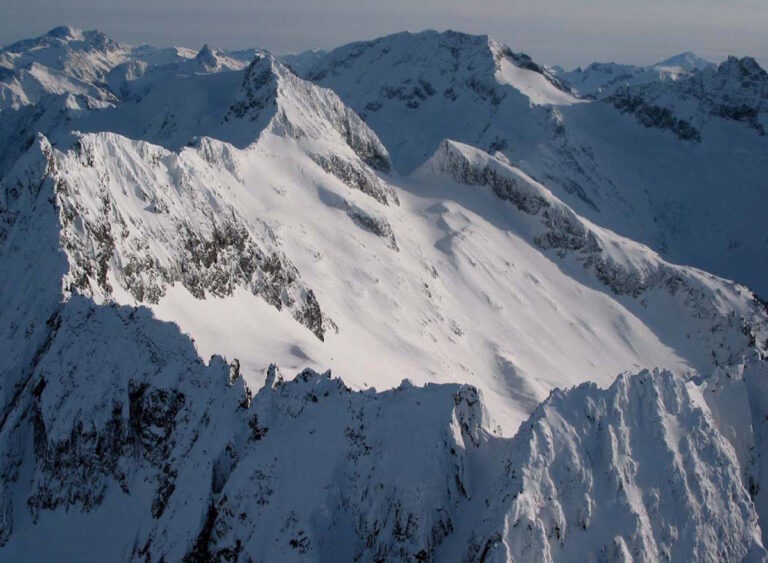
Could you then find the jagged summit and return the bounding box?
[195,43,217,68]
[607,54,768,138]
[716,55,768,83]
[183,42,250,74]
[224,54,391,169]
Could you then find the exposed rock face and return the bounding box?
[310,152,398,206]
[194,44,219,72]
[4,133,326,340]
[608,86,702,141]
[424,139,768,368]
[701,56,767,134]
[0,297,255,557]
[429,139,549,215]
[227,55,392,173]
[490,41,571,94]
[606,56,768,138]
[225,56,279,126]
[343,202,399,251]
[468,368,766,563]
[0,289,764,561]
[0,286,481,560]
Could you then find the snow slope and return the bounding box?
[0,291,764,560]
[299,30,577,173]
[299,31,768,295]
[4,100,766,433]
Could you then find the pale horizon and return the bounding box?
[2,0,767,70]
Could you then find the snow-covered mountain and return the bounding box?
[1,26,768,561]
[0,26,254,112]
[297,31,768,295]
[556,51,715,98]
[656,51,716,72]
[607,55,768,136]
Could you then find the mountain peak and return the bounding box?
[45,25,83,40]
[194,43,218,70]
[225,54,391,171]
[196,43,213,58]
[39,25,114,49]
[719,55,767,79]
[655,51,714,71]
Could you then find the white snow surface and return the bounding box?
[494,56,582,106]
[299,31,768,295]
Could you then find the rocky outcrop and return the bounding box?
[343,201,399,250]
[429,139,549,215]
[227,55,392,172]
[468,368,766,562]
[606,56,768,137]
[424,139,768,366]
[310,152,398,206]
[5,133,326,340]
[1,293,765,561]
[608,86,702,141]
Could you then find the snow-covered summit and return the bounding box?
[655,51,715,72]
[225,55,392,171]
[0,27,254,112]
[295,30,579,173]
[557,52,714,98]
[0,25,131,83]
[303,30,574,106]
[608,55,768,136]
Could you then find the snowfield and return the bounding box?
[1,25,768,561]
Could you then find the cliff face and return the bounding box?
[1,290,764,561]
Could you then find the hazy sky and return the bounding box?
[2,0,767,69]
